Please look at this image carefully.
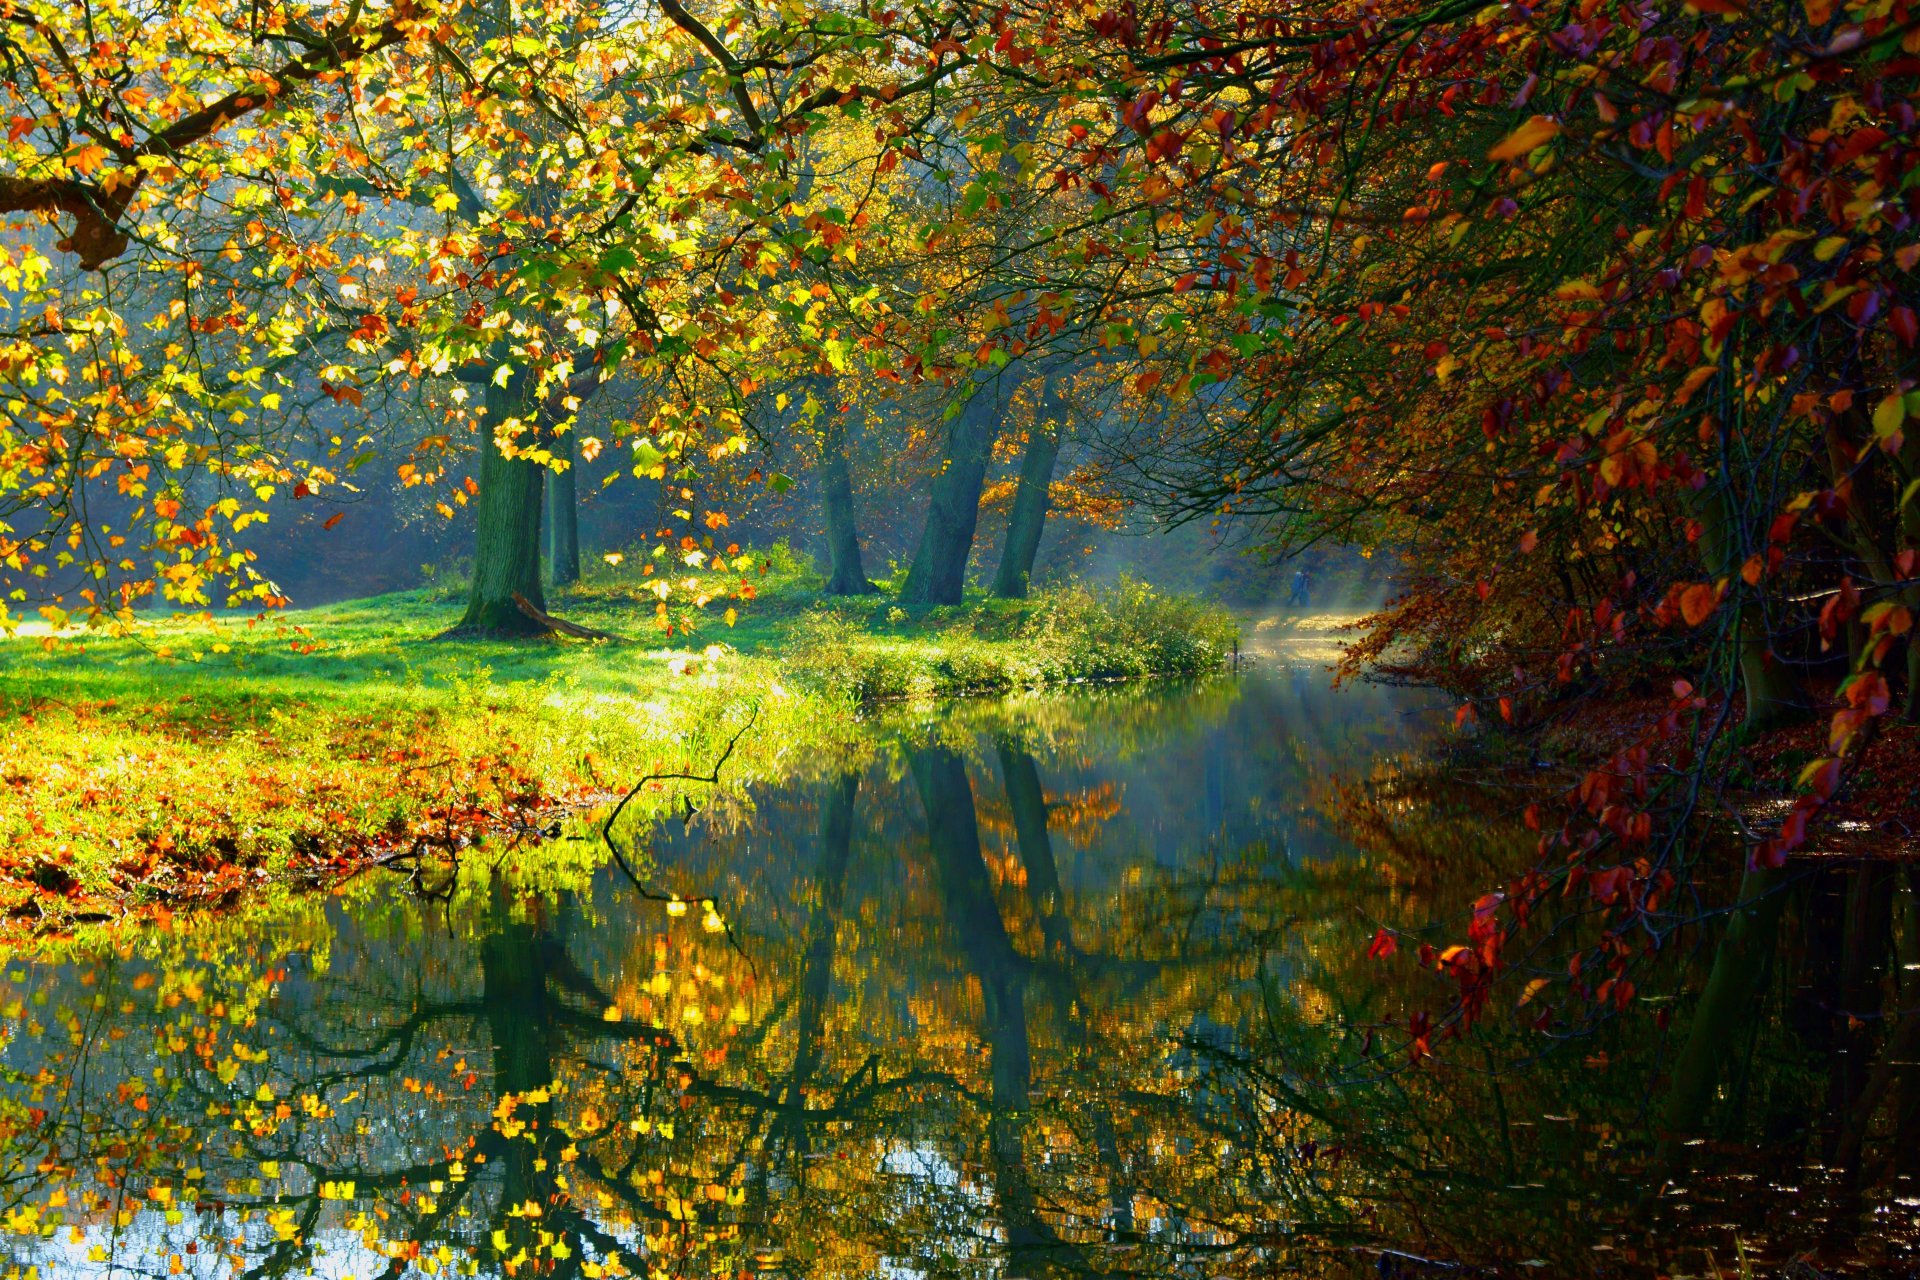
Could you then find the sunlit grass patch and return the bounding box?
[0,554,1235,932]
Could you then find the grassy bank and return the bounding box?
[0,550,1236,931]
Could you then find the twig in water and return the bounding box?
[599,707,760,975]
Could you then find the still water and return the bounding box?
[2,660,1916,1277]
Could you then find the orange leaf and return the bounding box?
[67,143,109,175]
[323,512,345,530]
[1487,116,1561,162]
[1679,583,1719,627]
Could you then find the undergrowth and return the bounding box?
[779,577,1239,701]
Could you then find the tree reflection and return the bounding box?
[2,673,1915,1277]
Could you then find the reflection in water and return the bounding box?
[1,669,1917,1277]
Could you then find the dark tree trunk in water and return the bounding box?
[456,377,547,636]
[995,740,1071,957]
[911,746,1030,1107]
[546,427,579,589]
[771,770,859,1161]
[910,744,1066,1263]
[991,429,1060,599]
[479,892,560,1263]
[1659,864,1788,1161]
[1822,862,1895,1171]
[902,388,1001,606]
[820,424,876,595]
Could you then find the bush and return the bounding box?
[778,577,1238,702]
[1020,578,1239,680]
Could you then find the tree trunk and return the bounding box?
[1690,468,1806,732]
[991,428,1060,599]
[820,422,877,595]
[1659,863,1788,1160]
[455,377,548,636]
[902,387,1001,607]
[546,427,579,589]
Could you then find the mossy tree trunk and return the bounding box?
[991,428,1059,599]
[902,386,1000,607]
[821,420,876,595]
[545,426,579,590]
[456,375,548,636]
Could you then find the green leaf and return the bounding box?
[630,438,667,472]
[597,247,638,275]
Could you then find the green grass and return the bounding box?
[0,548,1237,924]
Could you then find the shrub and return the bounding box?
[778,577,1238,702]
[1020,578,1239,679]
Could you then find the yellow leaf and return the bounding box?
[1872,392,1906,438]
[1518,977,1552,1006]
[1488,115,1561,162]
[1814,235,1849,261]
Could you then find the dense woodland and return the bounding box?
[3,0,1920,1221]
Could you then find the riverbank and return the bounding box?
[0,554,1237,933]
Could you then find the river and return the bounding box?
[1,655,1914,1277]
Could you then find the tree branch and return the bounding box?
[12,13,418,268]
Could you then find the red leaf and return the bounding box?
[1890,306,1918,348]
[1366,928,1398,960]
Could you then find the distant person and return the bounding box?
[1287,568,1311,608]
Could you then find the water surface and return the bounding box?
[3,660,1916,1277]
